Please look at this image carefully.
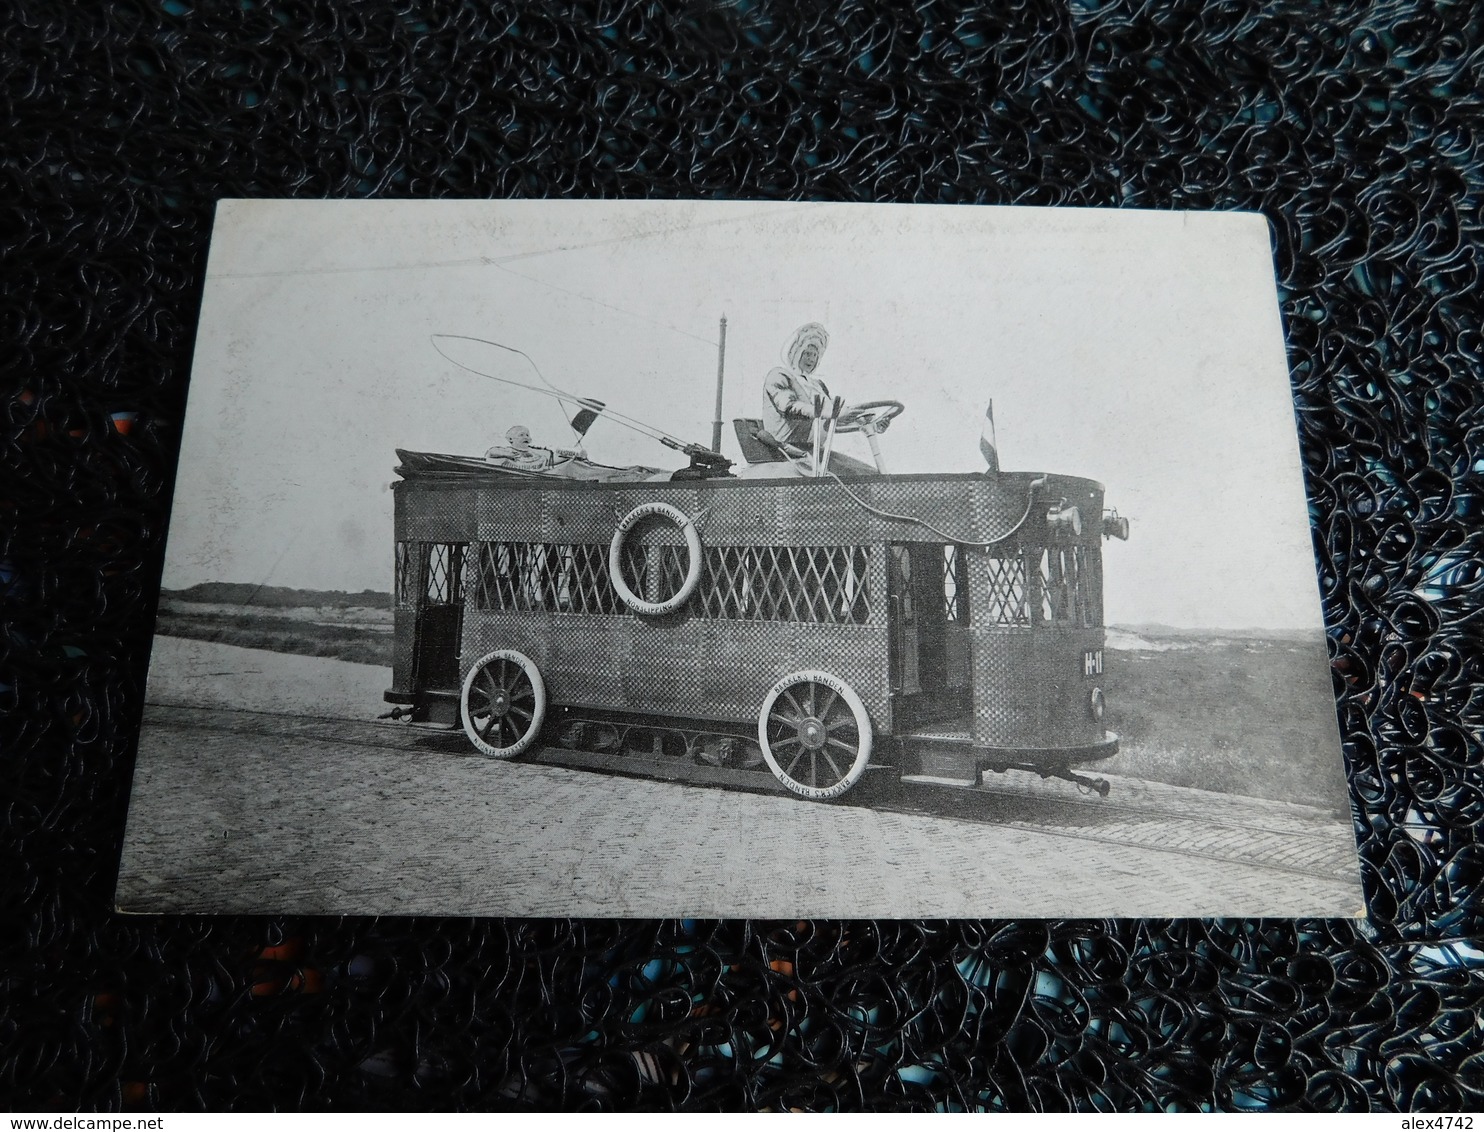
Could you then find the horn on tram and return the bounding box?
[1102,510,1131,540]
[1046,504,1082,538]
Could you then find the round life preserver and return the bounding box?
[608,501,703,615]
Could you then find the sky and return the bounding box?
[163,199,1324,629]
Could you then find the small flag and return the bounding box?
[979,400,999,472]
[569,400,605,436]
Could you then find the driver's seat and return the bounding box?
[732,418,877,477]
[733,418,789,464]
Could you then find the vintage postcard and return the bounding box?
[117,200,1363,917]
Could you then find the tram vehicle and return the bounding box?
[383,398,1130,800]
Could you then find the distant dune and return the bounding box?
[1111,623,1325,643]
[1105,625,1327,653]
[162,582,392,609]
[157,587,392,667]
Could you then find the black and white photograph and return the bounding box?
[117,199,1363,918]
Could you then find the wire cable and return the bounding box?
[429,334,684,447]
[821,470,1048,547]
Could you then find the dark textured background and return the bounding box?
[3,0,1483,1112]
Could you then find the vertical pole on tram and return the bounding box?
[710,314,727,454]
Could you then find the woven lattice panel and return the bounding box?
[4,0,1482,1112]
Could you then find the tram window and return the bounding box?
[423,543,465,606]
[471,542,623,614]
[617,539,692,609]
[702,547,751,620]
[560,544,624,614]
[1035,545,1101,627]
[465,540,875,623]
[1078,545,1104,627]
[393,541,416,610]
[473,542,534,611]
[889,547,913,622]
[984,554,1031,626]
[943,545,969,625]
[393,541,465,609]
[701,545,874,625]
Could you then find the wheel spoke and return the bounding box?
[825,737,857,755]
[507,704,533,725]
[785,747,808,777]
[770,710,803,729]
[477,714,497,740]
[823,703,855,730]
[819,749,843,781]
[481,670,501,701]
[499,662,520,692]
[816,687,838,722]
[781,688,805,720]
[771,736,803,750]
[826,717,859,740]
[808,750,819,786]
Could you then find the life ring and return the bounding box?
[608,501,703,615]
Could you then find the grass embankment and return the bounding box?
[1101,630,1350,809]
[164,582,391,609]
[155,590,393,667]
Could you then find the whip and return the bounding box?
[430,334,722,459]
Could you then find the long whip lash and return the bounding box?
[436,333,1035,542]
[430,333,693,449]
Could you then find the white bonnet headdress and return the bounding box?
[785,322,829,371]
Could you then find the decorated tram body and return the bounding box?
[384,444,1125,799]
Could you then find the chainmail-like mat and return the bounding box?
[3,0,1481,1112]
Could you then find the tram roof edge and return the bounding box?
[391,450,1105,496]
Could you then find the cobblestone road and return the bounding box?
[118,704,1365,919]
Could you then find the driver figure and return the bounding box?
[762,322,832,451]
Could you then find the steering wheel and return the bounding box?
[833,400,905,435]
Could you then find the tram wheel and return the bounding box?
[460,649,547,758]
[757,670,873,799]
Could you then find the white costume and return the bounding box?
[486,425,582,469]
[762,323,831,449]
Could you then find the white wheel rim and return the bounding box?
[757,669,872,799]
[460,649,547,758]
[608,501,703,616]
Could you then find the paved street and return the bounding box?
[119,698,1366,919]
[144,635,392,719]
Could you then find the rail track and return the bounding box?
[143,701,1357,884]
